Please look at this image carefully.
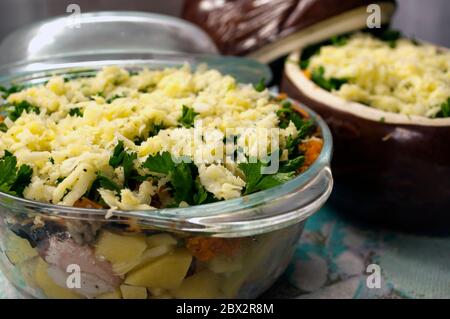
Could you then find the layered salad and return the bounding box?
[0,65,322,299]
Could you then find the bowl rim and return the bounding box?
[0,62,333,235]
[285,49,450,127]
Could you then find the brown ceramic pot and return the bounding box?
[182,0,396,63]
[281,52,450,232]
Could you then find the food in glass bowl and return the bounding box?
[0,65,332,298]
[282,29,450,231]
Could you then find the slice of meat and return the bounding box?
[46,265,117,298]
[43,237,121,288]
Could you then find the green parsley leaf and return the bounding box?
[311,66,348,92]
[6,101,40,121]
[192,179,217,205]
[239,160,295,195]
[11,164,33,196]
[276,100,315,155]
[330,34,349,46]
[0,84,25,99]
[143,152,216,205]
[171,163,195,203]
[279,156,305,173]
[96,174,121,193]
[86,173,121,202]
[109,141,126,168]
[106,94,124,104]
[0,123,8,132]
[109,141,140,188]
[254,78,266,92]
[178,105,198,128]
[69,108,83,117]
[0,155,19,194]
[0,152,33,196]
[299,42,324,70]
[436,97,450,118]
[143,151,176,175]
[122,151,139,187]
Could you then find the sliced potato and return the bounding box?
[95,231,147,274]
[146,233,177,248]
[149,292,173,299]
[113,245,174,275]
[207,253,243,274]
[17,256,39,289]
[172,270,221,299]
[147,287,167,297]
[125,248,192,290]
[35,258,81,299]
[5,230,38,265]
[221,270,249,298]
[120,285,147,299]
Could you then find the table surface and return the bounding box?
[1,205,449,299]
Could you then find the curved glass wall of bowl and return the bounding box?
[0,11,219,66]
[0,54,272,87]
[0,11,271,85]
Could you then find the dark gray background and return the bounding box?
[0,0,448,48]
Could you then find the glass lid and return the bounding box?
[0,11,271,84]
[0,11,219,66]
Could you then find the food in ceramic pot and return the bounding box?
[0,65,331,298]
[281,30,450,231]
[182,0,396,63]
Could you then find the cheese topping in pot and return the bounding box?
[307,33,450,118]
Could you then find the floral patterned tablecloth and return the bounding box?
[1,205,449,299]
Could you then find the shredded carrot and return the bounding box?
[298,139,323,172]
[186,237,241,262]
[276,93,288,100]
[126,218,142,232]
[294,105,310,118]
[303,69,312,79]
[0,115,4,122]
[73,197,103,209]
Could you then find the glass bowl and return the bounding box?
[0,58,333,299]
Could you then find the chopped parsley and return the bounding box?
[276,100,314,132]
[254,78,266,92]
[5,101,40,121]
[94,173,121,193]
[178,105,198,128]
[436,98,450,118]
[238,159,294,195]
[330,34,350,46]
[149,122,164,137]
[0,123,8,132]
[86,173,121,202]
[109,141,140,188]
[0,152,33,196]
[371,28,402,48]
[0,84,25,99]
[106,94,124,104]
[69,108,83,117]
[311,66,348,92]
[143,151,216,205]
[279,155,305,173]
